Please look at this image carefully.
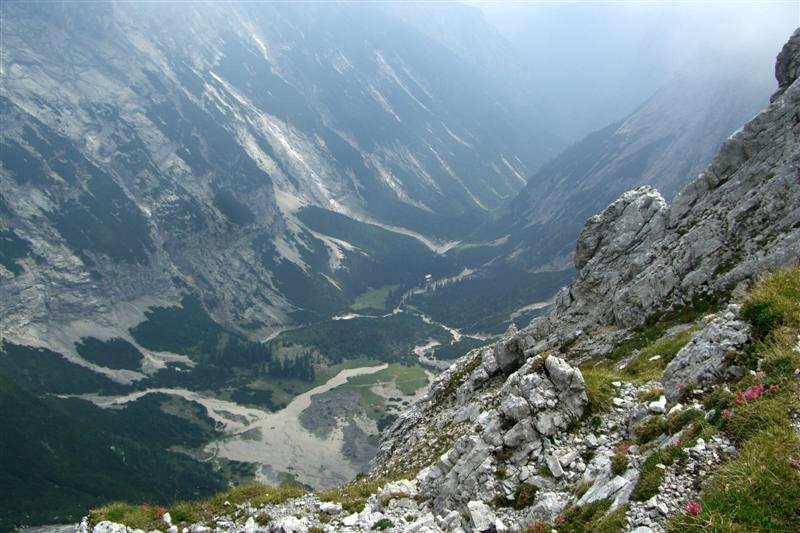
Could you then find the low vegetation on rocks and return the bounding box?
[81,267,800,533]
[667,268,800,531]
[89,483,306,530]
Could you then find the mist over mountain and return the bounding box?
[0,1,796,529]
[479,1,798,140]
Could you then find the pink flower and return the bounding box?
[677,383,686,390]
[685,500,702,516]
[734,392,745,406]
[676,437,684,447]
[743,384,764,402]
[722,408,732,419]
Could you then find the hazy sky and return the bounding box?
[474,0,799,138]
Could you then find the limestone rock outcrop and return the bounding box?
[414,354,587,511]
[662,305,751,401]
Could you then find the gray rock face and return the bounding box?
[774,27,800,100]
[412,353,587,510]
[662,305,751,400]
[525,491,568,524]
[528,29,800,349]
[91,522,127,533]
[466,500,496,532]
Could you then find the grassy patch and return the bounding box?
[318,473,409,515]
[581,367,619,414]
[666,269,800,532]
[378,364,429,396]
[634,415,666,444]
[351,285,399,311]
[741,268,800,340]
[89,503,166,530]
[555,499,627,532]
[623,328,696,380]
[631,446,686,501]
[667,426,800,532]
[496,482,539,510]
[88,483,305,528]
[666,408,703,435]
[724,393,795,445]
[758,330,800,382]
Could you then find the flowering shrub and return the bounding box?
[685,500,702,516]
[734,383,767,406]
[744,384,765,401]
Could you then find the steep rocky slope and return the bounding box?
[406,48,776,335]
[0,1,554,358]
[494,51,775,272]
[377,25,800,476]
[81,28,799,533]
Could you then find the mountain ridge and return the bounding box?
[76,26,800,533]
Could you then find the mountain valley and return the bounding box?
[0,2,797,531]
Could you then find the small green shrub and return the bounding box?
[638,388,664,403]
[741,268,800,340]
[514,483,539,509]
[611,450,629,476]
[702,387,734,413]
[666,408,703,435]
[631,446,686,501]
[634,415,666,444]
[372,518,394,530]
[741,301,784,339]
[555,499,625,532]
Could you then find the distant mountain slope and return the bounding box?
[0,2,556,356]
[405,49,775,335]
[495,52,774,271]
